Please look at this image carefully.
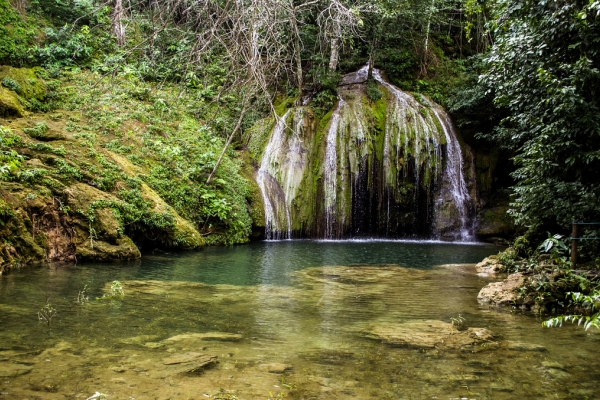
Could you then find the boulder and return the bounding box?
[0,86,24,117]
[475,255,505,274]
[476,205,515,238]
[477,273,526,305]
[505,341,546,352]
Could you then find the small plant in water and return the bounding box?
[77,285,89,303]
[38,299,57,326]
[110,280,124,296]
[450,314,467,331]
[98,280,125,300]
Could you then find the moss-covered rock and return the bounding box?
[0,66,47,101]
[0,86,24,118]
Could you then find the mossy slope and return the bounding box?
[0,66,254,272]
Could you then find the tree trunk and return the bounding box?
[328,19,341,72]
[422,0,436,75]
[112,0,126,46]
[329,36,339,71]
[206,99,249,185]
[291,10,303,104]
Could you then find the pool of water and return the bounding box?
[1,241,599,399]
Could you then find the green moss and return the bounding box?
[0,66,47,101]
[0,86,24,117]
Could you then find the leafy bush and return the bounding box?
[1,77,21,93]
[0,126,23,180]
[366,78,383,101]
[23,122,49,138]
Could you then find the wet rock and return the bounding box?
[161,352,218,375]
[260,363,292,373]
[506,341,546,352]
[475,255,505,275]
[545,368,571,379]
[365,320,495,350]
[0,362,33,377]
[120,335,161,345]
[477,273,526,305]
[163,332,243,343]
[144,342,165,349]
[542,361,565,370]
[490,384,514,392]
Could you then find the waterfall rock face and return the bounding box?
[248,68,477,240]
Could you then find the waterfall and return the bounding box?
[432,108,473,239]
[256,108,311,240]
[256,110,293,240]
[253,66,474,240]
[323,96,345,239]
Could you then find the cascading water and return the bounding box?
[256,110,293,240]
[255,108,310,240]
[323,95,345,239]
[432,108,473,239]
[253,66,475,240]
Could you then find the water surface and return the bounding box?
[1,241,599,399]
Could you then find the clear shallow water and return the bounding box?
[1,241,599,399]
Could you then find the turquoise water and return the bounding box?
[1,241,599,399]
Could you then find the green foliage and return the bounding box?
[53,158,83,180]
[366,78,383,101]
[2,77,21,93]
[450,314,467,331]
[38,299,57,326]
[109,280,124,297]
[479,0,600,235]
[538,233,570,260]
[36,25,96,68]
[544,290,600,330]
[98,280,125,300]
[0,198,13,220]
[23,121,49,138]
[27,142,65,156]
[18,168,48,184]
[0,126,24,180]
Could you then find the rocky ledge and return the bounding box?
[478,273,526,306]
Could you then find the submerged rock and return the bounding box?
[365,320,495,351]
[161,353,218,375]
[505,341,546,352]
[477,273,526,305]
[164,332,243,343]
[0,362,33,377]
[259,363,293,374]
